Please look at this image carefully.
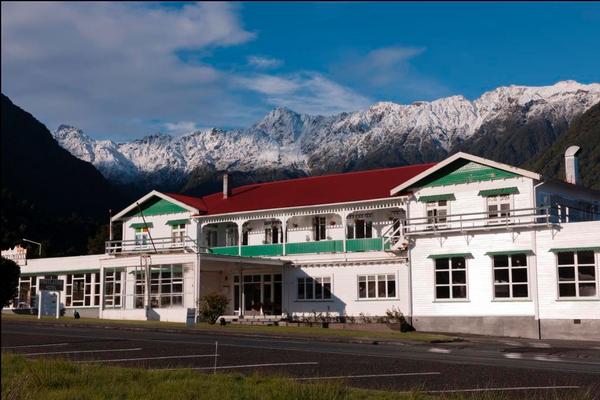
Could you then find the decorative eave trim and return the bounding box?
[549,247,600,253]
[485,250,533,256]
[165,219,190,226]
[478,187,519,197]
[427,252,473,259]
[130,222,154,229]
[390,152,541,196]
[417,194,456,202]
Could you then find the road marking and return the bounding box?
[417,385,580,394]
[2,343,69,349]
[22,348,142,356]
[529,342,551,348]
[77,354,218,363]
[295,372,440,380]
[160,362,319,371]
[428,347,450,354]
[504,353,522,359]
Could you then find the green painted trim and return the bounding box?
[241,244,283,257]
[130,222,153,229]
[421,160,518,188]
[428,253,472,259]
[286,240,343,255]
[125,198,188,217]
[346,238,384,252]
[22,270,100,276]
[165,219,190,226]
[549,247,600,253]
[210,246,239,256]
[485,250,533,256]
[478,187,520,197]
[417,194,456,202]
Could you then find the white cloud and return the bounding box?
[237,72,371,115]
[164,121,203,136]
[1,2,256,139]
[247,55,283,69]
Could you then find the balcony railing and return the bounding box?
[105,236,199,255]
[402,206,562,236]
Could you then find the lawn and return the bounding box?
[1,313,454,343]
[1,353,594,400]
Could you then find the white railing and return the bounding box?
[105,236,201,255]
[402,206,561,236]
[382,222,405,251]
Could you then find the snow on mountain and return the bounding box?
[54,81,600,186]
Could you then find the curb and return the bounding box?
[3,319,461,346]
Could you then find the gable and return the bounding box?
[417,160,519,188]
[125,198,187,217]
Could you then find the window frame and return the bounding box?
[103,268,123,309]
[425,200,450,229]
[491,253,530,300]
[65,272,99,307]
[556,250,598,299]
[296,276,332,301]
[434,256,468,301]
[486,194,513,224]
[357,273,397,300]
[171,223,187,244]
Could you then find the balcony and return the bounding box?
[402,206,563,236]
[105,236,198,255]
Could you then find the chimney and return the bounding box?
[564,146,581,185]
[223,173,231,199]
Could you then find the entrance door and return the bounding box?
[243,275,261,312]
[234,273,283,315]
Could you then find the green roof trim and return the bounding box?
[549,247,600,253]
[485,250,533,256]
[478,187,520,197]
[130,222,153,229]
[125,198,188,217]
[418,194,456,202]
[421,160,518,188]
[166,219,190,226]
[428,252,473,259]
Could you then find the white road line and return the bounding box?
[418,385,580,394]
[22,348,142,356]
[160,362,319,371]
[77,354,218,363]
[2,343,69,349]
[295,372,440,380]
[428,347,450,354]
[504,353,522,359]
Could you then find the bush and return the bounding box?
[385,306,415,332]
[0,256,20,307]
[198,293,228,324]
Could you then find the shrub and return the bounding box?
[198,293,228,324]
[385,306,415,332]
[0,256,20,307]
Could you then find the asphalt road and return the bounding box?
[2,320,600,399]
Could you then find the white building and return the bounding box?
[5,151,600,340]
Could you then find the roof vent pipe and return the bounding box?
[564,146,581,185]
[223,173,230,199]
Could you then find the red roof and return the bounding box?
[167,163,435,216]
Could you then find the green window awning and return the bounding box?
[428,252,472,259]
[478,187,519,197]
[166,219,190,226]
[485,250,533,256]
[417,194,456,202]
[130,222,153,229]
[549,247,600,253]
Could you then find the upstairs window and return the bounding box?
[171,224,186,243]
[313,217,326,241]
[426,200,448,227]
[264,221,283,244]
[487,195,511,224]
[557,251,597,298]
[205,229,218,247]
[225,225,238,246]
[347,214,373,239]
[134,227,150,247]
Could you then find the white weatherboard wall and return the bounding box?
[122,211,196,242]
[535,221,600,320]
[284,261,409,318]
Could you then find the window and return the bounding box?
[171,224,186,243]
[493,254,529,299]
[103,269,122,308]
[557,251,597,298]
[487,195,511,224]
[435,257,467,299]
[426,201,448,227]
[65,273,99,307]
[16,276,37,308]
[225,225,238,246]
[313,217,326,241]
[357,274,396,299]
[264,221,282,244]
[242,229,249,246]
[347,214,373,239]
[297,277,331,300]
[205,229,218,247]
[134,226,150,247]
[136,264,184,308]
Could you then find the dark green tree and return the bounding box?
[1,256,20,306]
[198,293,229,324]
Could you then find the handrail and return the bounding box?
[105,236,203,254]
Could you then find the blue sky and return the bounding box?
[2,2,599,140]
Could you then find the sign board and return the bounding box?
[39,291,59,317]
[39,279,64,291]
[186,308,196,327]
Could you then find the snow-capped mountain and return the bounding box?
[55,81,600,190]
